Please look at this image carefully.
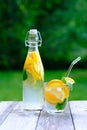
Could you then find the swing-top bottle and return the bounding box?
[23,29,44,110]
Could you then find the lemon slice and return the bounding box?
[65,77,75,84]
[44,80,69,105]
[62,77,75,90]
[24,51,43,81]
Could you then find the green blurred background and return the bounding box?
[0,0,87,100]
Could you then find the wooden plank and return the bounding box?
[0,102,13,115]
[0,101,17,125]
[0,102,40,130]
[70,101,87,130]
[36,103,74,130]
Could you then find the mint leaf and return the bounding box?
[61,77,66,83]
[56,99,67,110]
[23,70,27,80]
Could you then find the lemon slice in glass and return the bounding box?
[44,79,69,105]
[61,77,75,90]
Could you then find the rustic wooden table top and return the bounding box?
[0,101,87,130]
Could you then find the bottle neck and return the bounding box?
[28,45,38,52]
[25,30,42,48]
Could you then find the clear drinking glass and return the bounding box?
[43,57,81,114]
[44,80,70,114]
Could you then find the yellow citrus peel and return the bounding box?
[24,51,43,82]
[44,79,69,105]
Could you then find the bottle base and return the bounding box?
[23,102,43,110]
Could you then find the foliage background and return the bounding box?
[0,0,87,101]
[0,0,87,70]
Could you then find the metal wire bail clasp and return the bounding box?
[25,29,42,47]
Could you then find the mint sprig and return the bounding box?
[23,70,27,80]
[61,77,66,83]
[56,99,67,110]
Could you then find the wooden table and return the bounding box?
[0,101,87,130]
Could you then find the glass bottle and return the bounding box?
[23,29,44,110]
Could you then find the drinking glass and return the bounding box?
[44,80,69,114]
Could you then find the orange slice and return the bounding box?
[44,79,69,105]
[24,51,44,82]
